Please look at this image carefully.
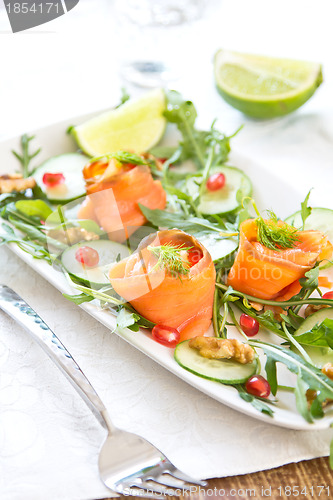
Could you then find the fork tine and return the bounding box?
[153,473,194,490]
[138,480,174,498]
[134,479,179,496]
[117,484,166,499]
[170,467,207,487]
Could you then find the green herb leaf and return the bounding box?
[164,90,237,172]
[231,302,283,335]
[221,286,240,304]
[250,339,333,418]
[310,395,324,419]
[299,265,319,291]
[0,192,31,209]
[282,309,305,331]
[141,202,238,264]
[139,203,225,235]
[125,308,155,329]
[46,217,104,237]
[149,146,178,159]
[2,201,41,226]
[215,281,333,310]
[31,184,50,202]
[300,189,312,230]
[90,150,147,166]
[164,184,200,214]
[7,217,48,243]
[198,122,241,169]
[164,90,205,169]
[250,397,275,416]
[62,293,95,305]
[0,223,54,264]
[79,219,104,235]
[63,277,155,329]
[236,385,274,417]
[117,308,141,331]
[112,151,147,165]
[15,200,52,220]
[237,196,255,227]
[256,210,300,250]
[257,309,284,335]
[5,214,66,252]
[116,87,130,108]
[293,319,333,348]
[265,357,278,396]
[295,371,313,423]
[148,242,192,276]
[12,134,41,178]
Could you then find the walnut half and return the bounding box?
[189,336,255,364]
[46,227,100,245]
[322,362,333,380]
[304,364,333,410]
[0,173,36,194]
[304,304,329,318]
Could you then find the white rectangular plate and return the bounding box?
[1,111,333,431]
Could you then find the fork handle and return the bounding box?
[0,285,115,432]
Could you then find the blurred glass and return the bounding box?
[119,0,203,26]
[114,0,204,87]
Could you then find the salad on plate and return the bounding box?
[1,89,333,456]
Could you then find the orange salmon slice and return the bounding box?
[227,218,332,301]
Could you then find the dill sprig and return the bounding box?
[12,134,41,178]
[147,243,192,276]
[256,210,300,251]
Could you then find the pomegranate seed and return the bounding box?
[322,291,333,300]
[187,247,204,267]
[75,246,99,267]
[240,313,259,337]
[152,324,180,348]
[42,172,65,188]
[206,172,226,191]
[245,375,271,398]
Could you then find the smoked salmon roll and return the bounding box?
[109,230,216,342]
[78,159,166,242]
[227,218,333,301]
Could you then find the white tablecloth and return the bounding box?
[1,1,333,499]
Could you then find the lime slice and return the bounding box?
[71,89,166,156]
[214,50,323,119]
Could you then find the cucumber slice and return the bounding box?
[186,166,252,215]
[196,233,238,262]
[285,207,333,242]
[295,308,333,336]
[61,240,129,288]
[34,153,89,203]
[174,339,258,384]
[298,345,333,369]
[294,308,333,368]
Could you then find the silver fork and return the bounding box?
[0,285,206,498]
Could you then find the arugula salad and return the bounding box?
[2,90,333,455]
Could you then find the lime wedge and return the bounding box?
[71,89,166,156]
[214,50,323,119]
